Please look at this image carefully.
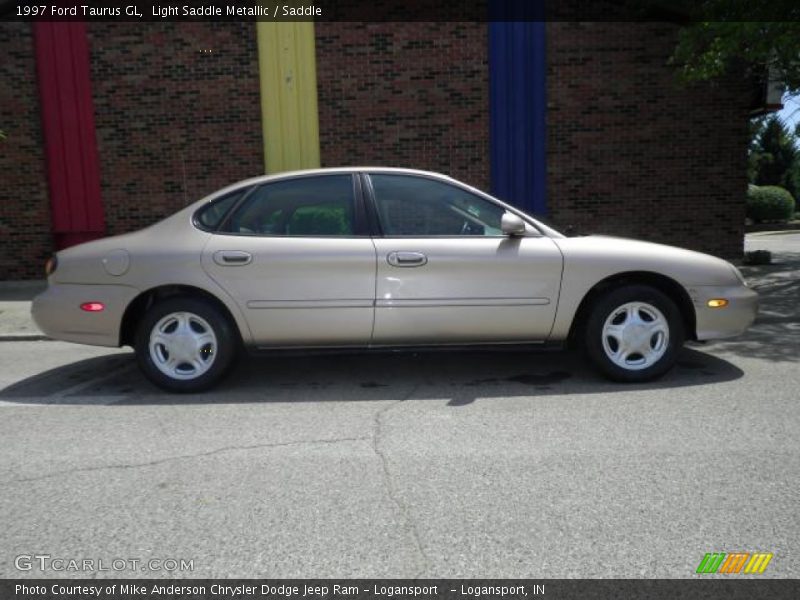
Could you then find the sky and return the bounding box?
[776,93,800,134]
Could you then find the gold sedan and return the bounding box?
[32,168,758,392]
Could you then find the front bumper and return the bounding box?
[688,284,758,341]
[32,282,139,347]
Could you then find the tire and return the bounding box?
[134,296,238,392]
[584,285,684,382]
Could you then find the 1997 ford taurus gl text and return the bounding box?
[32,168,758,392]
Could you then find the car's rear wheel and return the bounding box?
[584,285,684,382]
[135,296,237,392]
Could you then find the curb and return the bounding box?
[745,227,800,236]
[0,334,50,342]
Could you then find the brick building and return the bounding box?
[0,20,757,280]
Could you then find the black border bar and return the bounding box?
[3,579,800,600]
[3,0,800,23]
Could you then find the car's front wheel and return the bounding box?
[135,296,237,392]
[584,285,684,382]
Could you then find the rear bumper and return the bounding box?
[31,282,139,347]
[688,284,758,341]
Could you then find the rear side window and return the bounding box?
[225,175,355,236]
[195,189,248,231]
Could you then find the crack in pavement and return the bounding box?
[371,384,430,578]
[1,435,371,485]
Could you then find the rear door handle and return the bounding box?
[213,250,252,266]
[387,251,427,267]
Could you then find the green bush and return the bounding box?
[746,185,796,223]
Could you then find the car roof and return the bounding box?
[222,167,457,189]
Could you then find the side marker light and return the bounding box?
[80,302,105,312]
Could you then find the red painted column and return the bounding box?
[33,22,105,249]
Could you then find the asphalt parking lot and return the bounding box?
[0,233,798,579]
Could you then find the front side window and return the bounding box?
[369,174,505,236]
[225,175,355,236]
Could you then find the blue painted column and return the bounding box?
[489,19,547,215]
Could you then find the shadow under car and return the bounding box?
[0,346,743,406]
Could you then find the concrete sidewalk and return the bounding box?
[0,280,47,340]
[0,231,797,341]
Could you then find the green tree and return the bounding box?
[785,161,800,209]
[673,20,800,92]
[666,0,800,92]
[662,3,800,217]
[749,116,798,200]
[747,116,768,183]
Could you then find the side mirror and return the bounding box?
[501,212,526,236]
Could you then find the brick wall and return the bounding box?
[315,22,490,191]
[1,22,263,279]
[1,21,754,280]
[87,22,263,237]
[0,23,52,280]
[546,22,753,258]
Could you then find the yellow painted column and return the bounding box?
[256,22,321,173]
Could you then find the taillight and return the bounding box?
[45,255,58,276]
[80,302,105,312]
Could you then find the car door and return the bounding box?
[201,173,377,347]
[365,172,563,345]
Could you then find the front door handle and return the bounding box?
[213,250,252,266]
[387,251,428,267]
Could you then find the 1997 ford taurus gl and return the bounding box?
[32,168,758,392]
